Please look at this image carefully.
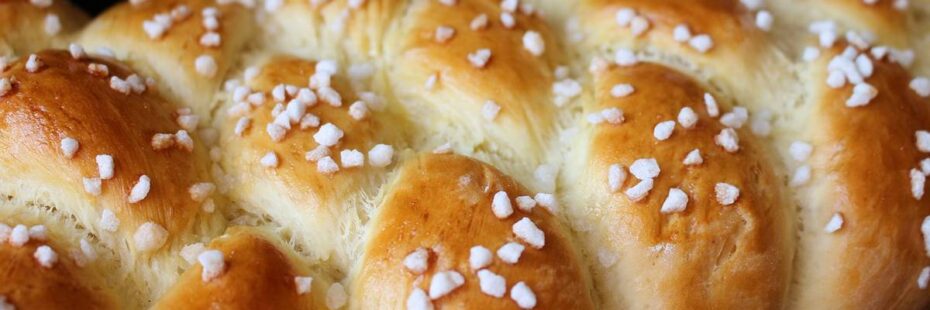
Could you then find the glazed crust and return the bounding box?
[0,0,88,54]
[0,240,117,309]
[564,62,792,309]
[791,44,930,309]
[352,154,595,309]
[154,227,330,310]
[78,0,254,117]
[0,50,214,249]
[385,0,561,162]
[218,55,394,269]
[0,0,927,308]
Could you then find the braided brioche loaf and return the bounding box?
[1,0,930,308]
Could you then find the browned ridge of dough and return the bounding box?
[353,154,595,309]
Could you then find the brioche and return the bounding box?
[0,238,118,309]
[562,62,793,309]
[217,55,401,269]
[0,0,929,309]
[79,0,255,117]
[0,0,87,54]
[154,227,335,309]
[383,0,563,166]
[352,154,593,309]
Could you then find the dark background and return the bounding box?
[74,0,120,16]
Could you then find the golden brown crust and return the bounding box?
[219,55,396,268]
[578,0,795,114]
[0,0,88,54]
[0,1,926,308]
[584,0,906,48]
[225,55,380,185]
[78,0,254,116]
[566,62,792,309]
[154,227,327,310]
[0,50,214,250]
[0,240,117,309]
[791,45,930,308]
[352,154,594,309]
[581,0,763,59]
[386,0,560,161]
